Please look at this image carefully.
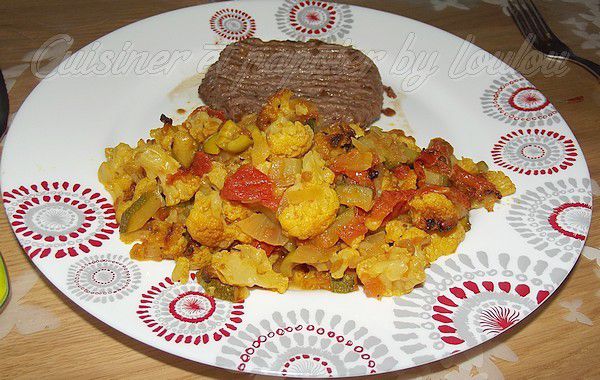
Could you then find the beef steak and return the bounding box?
[199,38,383,129]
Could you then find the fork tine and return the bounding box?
[512,0,544,42]
[523,0,554,35]
[521,0,553,39]
[507,0,536,42]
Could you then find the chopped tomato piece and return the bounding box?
[392,164,411,179]
[337,208,368,245]
[251,240,277,257]
[189,151,213,177]
[366,190,415,228]
[166,152,212,185]
[344,170,375,188]
[414,138,454,182]
[221,164,279,210]
[450,166,500,202]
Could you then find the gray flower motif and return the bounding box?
[481,73,561,127]
[275,0,353,43]
[216,308,398,377]
[66,253,141,303]
[392,251,565,365]
[507,177,592,262]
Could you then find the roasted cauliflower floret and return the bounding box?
[423,222,466,262]
[409,192,459,232]
[98,142,144,206]
[211,244,289,293]
[185,191,226,248]
[357,247,427,298]
[313,122,358,161]
[257,89,317,128]
[277,183,339,240]
[266,118,314,157]
[484,171,516,197]
[130,220,189,261]
[301,150,335,185]
[161,172,202,206]
[222,200,253,222]
[330,247,360,279]
[184,106,223,143]
[135,143,180,180]
[385,220,431,251]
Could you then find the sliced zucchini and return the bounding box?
[330,272,358,294]
[203,134,221,155]
[172,130,198,168]
[198,269,248,302]
[225,135,253,153]
[119,190,163,233]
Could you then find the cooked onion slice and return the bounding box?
[237,213,288,246]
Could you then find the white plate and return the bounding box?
[1,1,592,377]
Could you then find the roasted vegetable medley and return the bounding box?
[98,90,515,301]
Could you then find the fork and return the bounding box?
[508,0,600,79]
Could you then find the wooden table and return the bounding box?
[0,1,598,378]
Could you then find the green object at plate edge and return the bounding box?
[0,254,8,307]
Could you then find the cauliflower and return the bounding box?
[330,247,360,279]
[130,220,189,261]
[266,118,314,157]
[484,171,516,197]
[207,161,228,190]
[277,183,339,240]
[189,246,213,270]
[184,106,223,143]
[222,200,253,222]
[409,192,459,232]
[423,223,466,262]
[98,142,144,206]
[385,220,431,250]
[161,172,202,206]
[357,247,427,298]
[211,244,289,293]
[135,143,180,180]
[301,150,335,185]
[185,191,227,248]
[257,89,317,128]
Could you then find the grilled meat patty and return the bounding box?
[199,38,383,129]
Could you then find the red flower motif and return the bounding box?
[3,181,117,259]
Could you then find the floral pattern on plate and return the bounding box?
[216,308,398,377]
[507,178,592,262]
[275,0,353,42]
[481,74,560,126]
[66,253,141,303]
[2,181,117,259]
[209,8,256,41]
[491,129,578,175]
[392,251,565,365]
[137,277,244,345]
